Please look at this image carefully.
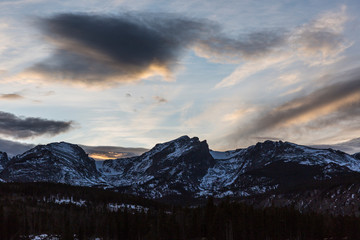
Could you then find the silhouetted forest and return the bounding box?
[0,182,359,239]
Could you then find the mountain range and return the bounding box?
[1,135,360,215]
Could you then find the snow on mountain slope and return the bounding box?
[1,137,360,202]
[97,138,360,199]
[199,141,360,197]
[0,142,103,186]
[97,136,215,198]
[0,151,9,171]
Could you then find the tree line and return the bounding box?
[0,182,359,239]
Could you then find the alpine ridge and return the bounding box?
[1,136,360,214]
[0,142,102,186]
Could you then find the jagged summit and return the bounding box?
[1,136,360,202]
[0,141,102,186]
[150,135,200,153]
[97,135,214,198]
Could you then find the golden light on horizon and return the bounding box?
[89,152,127,160]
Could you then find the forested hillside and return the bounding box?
[1,182,359,240]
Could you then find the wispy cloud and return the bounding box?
[153,96,168,103]
[215,53,292,88]
[216,7,351,88]
[0,93,23,100]
[312,137,360,154]
[291,5,350,65]
[193,29,286,63]
[226,68,360,145]
[0,111,73,138]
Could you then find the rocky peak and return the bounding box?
[353,152,360,160]
[0,151,9,170]
[0,142,101,185]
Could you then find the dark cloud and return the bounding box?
[228,68,360,143]
[29,13,288,85]
[0,111,73,138]
[31,13,206,85]
[0,93,24,100]
[0,138,34,156]
[153,96,168,103]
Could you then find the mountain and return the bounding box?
[200,140,360,198]
[95,137,360,202]
[1,136,360,214]
[0,151,9,171]
[0,142,102,186]
[97,136,215,199]
[353,152,360,160]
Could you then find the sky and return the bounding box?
[1,0,360,154]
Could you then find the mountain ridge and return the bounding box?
[1,136,360,214]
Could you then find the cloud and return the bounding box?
[215,53,291,88]
[29,13,207,85]
[27,12,295,86]
[0,111,73,138]
[290,5,350,65]
[193,30,287,63]
[0,138,34,156]
[227,68,360,144]
[311,137,360,154]
[0,93,24,100]
[153,96,168,103]
[216,7,350,88]
[25,8,351,88]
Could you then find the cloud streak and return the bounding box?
[291,5,350,65]
[0,93,24,100]
[312,137,360,154]
[217,7,350,88]
[194,30,286,63]
[227,68,360,144]
[0,111,73,138]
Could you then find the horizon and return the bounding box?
[1,1,360,153]
[2,135,360,160]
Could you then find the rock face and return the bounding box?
[96,138,360,201]
[97,136,215,198]
[1,136,360,214]
[0,151,9,171]
[200,141,360,198]
[352,152,360,160]
[0,142,102,186]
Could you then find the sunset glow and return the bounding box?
[0,0,359,153]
